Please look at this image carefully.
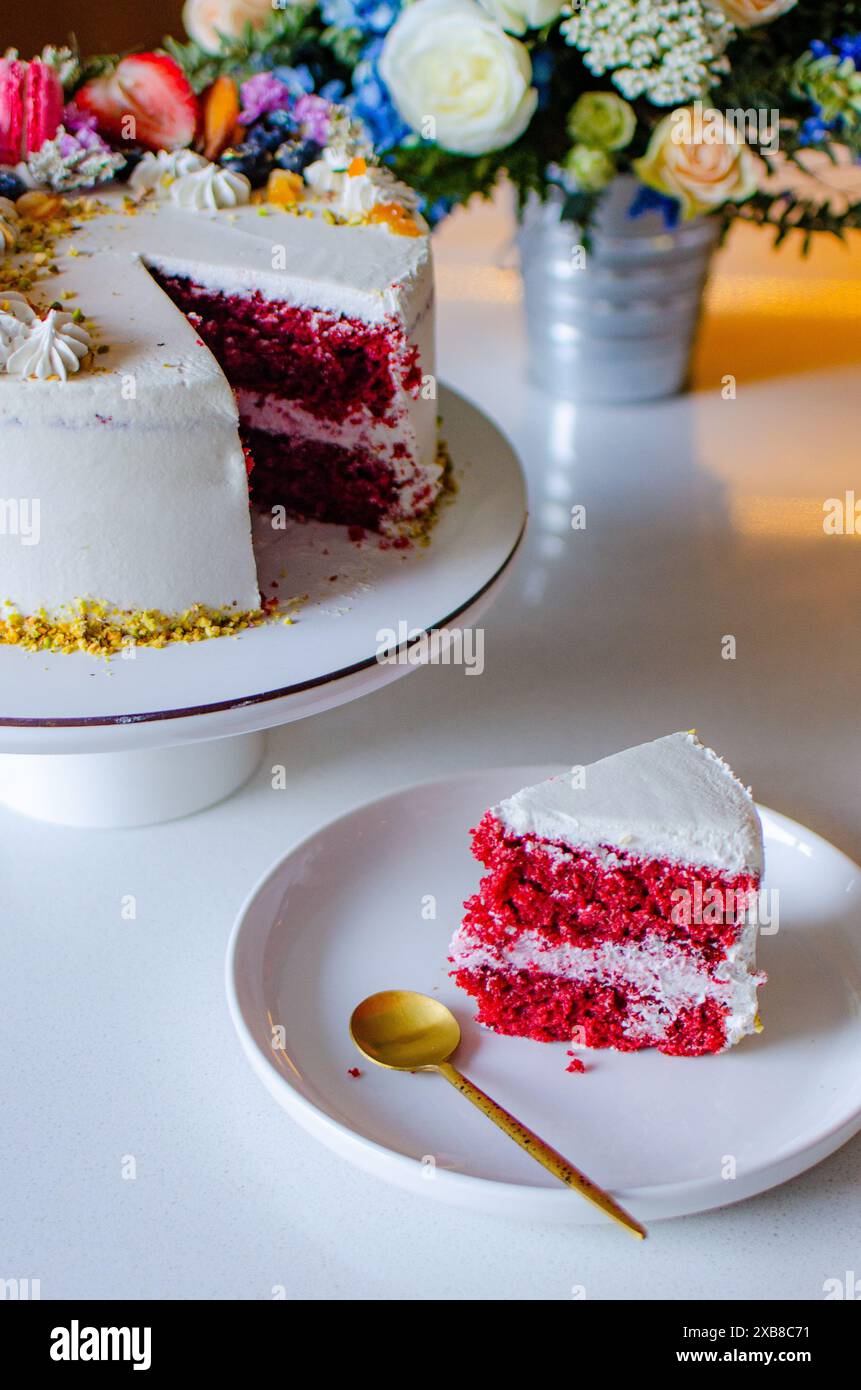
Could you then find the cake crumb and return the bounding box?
[566,1053,586,1074]
[347,1067,362,1079]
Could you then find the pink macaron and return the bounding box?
[0,57,63,164]
[24,60,64,155]
[0,57,26,165]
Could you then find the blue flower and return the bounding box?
[425,197,454,227]
[271,65,316,96]
[319,79,348,104]
[798,114,834,145]
[628,184,680,229]
[320,0,402,34]
[807,34,861,68]
[531,45,554,112]
[835,35,861,68]
[350,37,409,152]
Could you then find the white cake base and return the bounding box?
[0,731,264,827]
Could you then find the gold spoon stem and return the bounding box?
[434,1060,646,1239]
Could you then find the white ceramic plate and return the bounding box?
[0,387,526,752]
[226,767,861,1224]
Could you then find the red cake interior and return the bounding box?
[453,813,760,1057]
[453,965,730,1057]
[150,271,425,530]
[465,812,756,959]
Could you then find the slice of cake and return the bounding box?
[449,733,765,1057]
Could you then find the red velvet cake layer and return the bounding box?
[454,964,729,1057]
[151,272,420,422]
[465,812,757,960]
[243,427,403,528]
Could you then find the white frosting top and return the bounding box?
[0,182,431,421]
[4,308,92,380]
[495,733,763,876]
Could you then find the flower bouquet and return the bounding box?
[3,0,860,398]
[168,0,861,398]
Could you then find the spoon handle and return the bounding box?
[435,1060,646,1239]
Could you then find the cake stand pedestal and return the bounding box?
[0,388,527,829]
[0,732,266,828]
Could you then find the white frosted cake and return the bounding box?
[451,733,766,1056]
[0,97,438,653]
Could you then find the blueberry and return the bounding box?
[274,139,322,173]
[113,148,145,184]
[246,111,297,152]
[245,126,282,154]
[0,170,26,201]
[221,145,274,189]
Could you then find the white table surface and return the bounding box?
[2,196,860,1302]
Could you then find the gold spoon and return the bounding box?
[350,989,646,1239]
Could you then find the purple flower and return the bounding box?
[62,102,100,135]
[58,105,114,157]
[239,73,293,126]
[294,94,332,145]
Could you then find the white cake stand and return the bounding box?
[0,387,526,827]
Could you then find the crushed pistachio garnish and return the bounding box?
[0,598,269,657]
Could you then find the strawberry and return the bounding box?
[76,53,198,152]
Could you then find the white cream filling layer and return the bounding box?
[235,387,443,518]
[450,921,764,1049]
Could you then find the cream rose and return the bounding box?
[478,0,565,35]
[182,0,277,54]
[633,109,760,219]
[379,0,538,156]
[713,0,797,27]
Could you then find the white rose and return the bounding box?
[182,0,277,54]
[379,0,538,156]
[712,0,797,27]
[478,0,564,34]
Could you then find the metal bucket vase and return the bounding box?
[517,177,720,404]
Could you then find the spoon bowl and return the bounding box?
[350,989,461,1070]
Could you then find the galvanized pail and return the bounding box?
[517,176,720,403]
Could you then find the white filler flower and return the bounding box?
[380,0,539,156]
[562,0,737,106]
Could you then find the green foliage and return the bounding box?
[162,7,329,92]
[737,188,861,250]
[388,137,548,215]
